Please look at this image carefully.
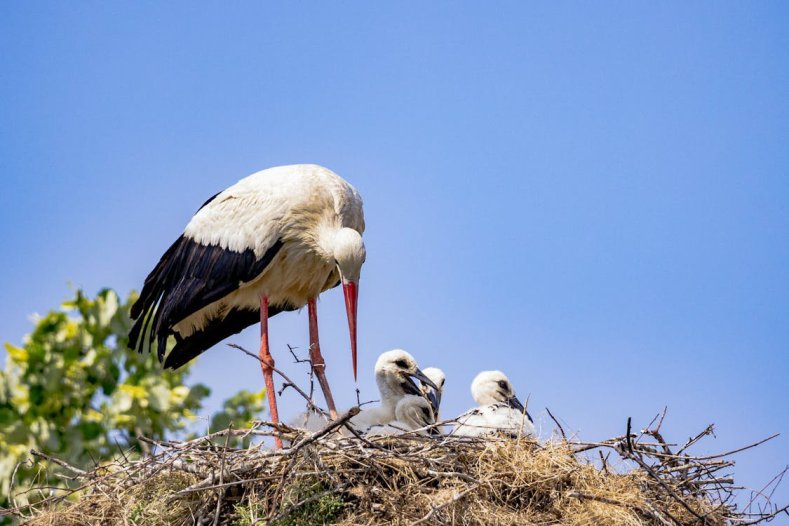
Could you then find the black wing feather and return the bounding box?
[128,234,284,366]
[161,304,292,370]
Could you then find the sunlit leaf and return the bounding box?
[0,288,266,515]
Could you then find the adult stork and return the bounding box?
[128,164,366,446]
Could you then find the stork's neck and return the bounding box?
[313,224,343,262]
[375,372,401,417]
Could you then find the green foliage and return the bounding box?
[210,389,266,448]
[125,471,200,526]
[0,288,266,516]
[233,480,345,526]
[273,480,345,526]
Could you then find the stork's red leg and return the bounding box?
[259,295,282,449]
[308,297,338,419]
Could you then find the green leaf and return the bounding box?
[77,421,104,441]
[0,287,263,512]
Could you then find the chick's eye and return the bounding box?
[421,408,432,419]
[395,359,408,369]
[497,380,508,389]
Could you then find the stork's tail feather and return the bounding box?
[130,237,184,320]
[128,235,187,358]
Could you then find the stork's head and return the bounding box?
[333,227,366,379]
[420,367,446,417]
[374,350,438,407]
[471,371,530,420]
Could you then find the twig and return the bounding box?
[287,343,316,400]
[641,499,679,526]
[655,406,668,433]
[546,407,566,440]
[212,424,232,526]
[228,343,329,417]
[745,465,789,514]
[676,424,716,456]
[640,410,663,442]
[140,429,283,450]
[693,433,779,461]
[8,460,26,514]
[599,450,609,473]
[733,504,789,525]
[617,442,706,524]
[29,450,87,477]
[626,417,633,453]
[289,407,361,454]
[342,421,392,452]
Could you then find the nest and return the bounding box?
[8,408,786,526]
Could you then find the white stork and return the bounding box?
[128,164,365,447]
[348,349,438,430]
[451,371,536,438]
[290,349,438,433]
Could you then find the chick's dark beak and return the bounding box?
[412,368,439,392]
[507,395,525,412]
[402,368,439,398]
[424,389,441,416]
[506,395,534,423]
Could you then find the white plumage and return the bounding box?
[452,371,536,438]
[452,404,536,438]
[174,164,365,339]
[366,395,437,436]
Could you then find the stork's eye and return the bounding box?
[497,380,508,389]
[395,359,408,369]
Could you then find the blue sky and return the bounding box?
[1,1,787,516]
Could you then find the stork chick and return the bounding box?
[452,371,536,438]
[349,349,438,430]
[366,395,439,436]
[420,367,446,419]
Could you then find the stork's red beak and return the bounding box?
[342,280,359,380]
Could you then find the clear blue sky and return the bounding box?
[1,2,787,516]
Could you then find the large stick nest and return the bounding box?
[9,409,786,526]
